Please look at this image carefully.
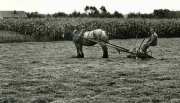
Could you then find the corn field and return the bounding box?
[0,18,180,41]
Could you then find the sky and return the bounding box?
[1,0,180,14]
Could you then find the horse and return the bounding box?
[72,29,109,58]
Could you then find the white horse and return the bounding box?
[72,29,109,58]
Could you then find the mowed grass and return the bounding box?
[0,38,180,103]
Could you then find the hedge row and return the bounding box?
[0,18,180,41]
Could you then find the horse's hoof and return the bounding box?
[81,54,84,58]
[77,56,84,58]
[102,56,108,58]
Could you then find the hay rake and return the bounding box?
[84,38,154,59]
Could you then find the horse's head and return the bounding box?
[72,29,85,37]
[72,29,78,39]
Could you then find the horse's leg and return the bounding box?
[100,43,108,58]
[75,43,81,58]
[79,44,84,58]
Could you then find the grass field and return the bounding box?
[0,38,180,103]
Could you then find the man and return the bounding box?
[141,28,158,53]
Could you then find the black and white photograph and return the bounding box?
[0,0,180,103]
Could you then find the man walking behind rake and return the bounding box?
[141,28,158,53]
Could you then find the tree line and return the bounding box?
[128,9,180,18]
[26,6,123,18]
[26,6,180,18]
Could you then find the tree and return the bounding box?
[139,13,153,18]
[84,6,90,14]
[100,6,107,14]
[127,13,140,18]
[153,9,171,18]
[70,11,81,17]
[113,11,124,18]
[99,6,112,17]
[88,6,99,17]
[100,6,107,17]
[52,12,67,17]
[26,12,45,18]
